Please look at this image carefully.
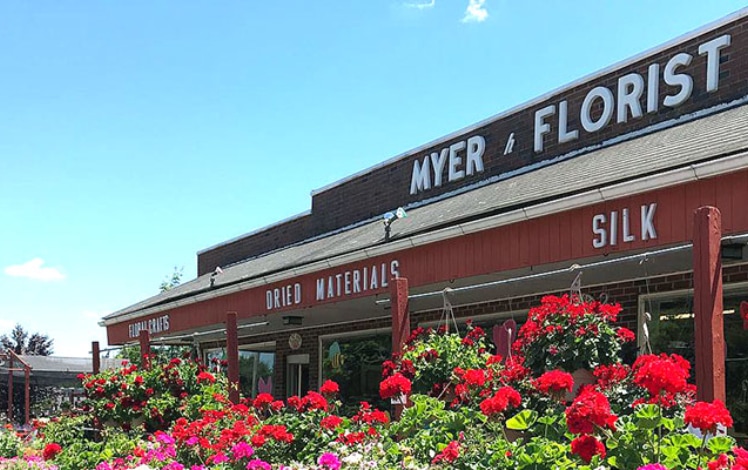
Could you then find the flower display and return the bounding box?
[3,297,747,470]
[513,294,630,374]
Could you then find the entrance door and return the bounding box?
[286,354,310,398]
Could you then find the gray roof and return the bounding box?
[106,102,748,321]
[11,355,120,373]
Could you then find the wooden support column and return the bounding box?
[139,330,151,370]
[390,277,410,419]
[24,367,30,425]
[226,312,240,404]
[92,341,101,375]
[693,206,726,403]
[7,355,13,424]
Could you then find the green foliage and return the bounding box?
[0,429,21,458]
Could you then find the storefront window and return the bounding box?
[204,343,275,398]
[641,286,748,435]
[321,332,390,412]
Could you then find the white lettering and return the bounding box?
[663,53,693,107]
[581,86,614,132]
[344,271,351,295]
[316,278,325,301]
[558,100,578,144]
[641,203,657,240]
[448,141,466,182]
[534,105,555,152]
[352,270,361,293]
[370,266,378,290]
[327,276,335,299]
[617,73,644,123]
[465,135,485,176]
[646,63,660,114]
[698,35,731,92]
[409,157,431,195]
[390,260,400,279]
[430,149,449,187]
[622,208,635,243]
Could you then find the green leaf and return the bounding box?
[506,410,539,431]
[707,436,735,455]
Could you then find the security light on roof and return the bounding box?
[383,207,407,241]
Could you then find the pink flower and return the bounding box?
[318,452,342,470]
[231,441,255,459]
[246,459,272,470]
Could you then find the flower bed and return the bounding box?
[0,295,746,469]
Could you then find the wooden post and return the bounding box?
[7,354,13,424]
[390,277,410,419]
[692,206,726,403]
[24,367,30,425]
[139,330,151,370]
[226,312,240,404]
[92,341,100,374]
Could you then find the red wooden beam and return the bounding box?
[139,330,151,370]
[692,206,726,403]
[226,311,240,404]
[390,277,410,419]
[7,354,13,424]
[92,341,100,375]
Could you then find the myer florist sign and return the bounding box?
[409,34,731,196]
[265,259,401,311]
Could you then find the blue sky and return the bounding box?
[1,1,745,356]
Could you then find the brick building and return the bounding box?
[103,10,748,428]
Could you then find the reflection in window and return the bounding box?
[321,333,390,413]
[204,346,275,398]
[645,289,748,435]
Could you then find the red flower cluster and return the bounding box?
[684,399,733,434]
[633,353,690,403]
[379,373,412,399]
[570,435,606,463]
[197,371,216,384]
[479,386,521,418]
[565,389,617,434]
[42,442,62,461]
[455,368,488,388]
[533,370,574,396]
[431,440,460,465]
[320,415,343,430]
[593,363,630,390]
[319,380,340,396]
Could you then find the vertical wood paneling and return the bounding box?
[108,169,748,345]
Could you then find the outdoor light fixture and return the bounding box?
[282,315,303,326]
[210,266,223,288]
[383,207,407,241]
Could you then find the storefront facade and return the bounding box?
[103,10,748,433]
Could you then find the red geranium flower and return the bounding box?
[43,442,62,461]
[479,386,521,418]
[253,393,274,409]
[432,440,460,465]
[320,415,344,430]
[633,353,690,405]
[320,379,340,396]
[196,371,216,384]
[684,399,733,434]
[570,435,606,463]
[565,388,617,435]
[379,373,412,399]
[534,370,574,396]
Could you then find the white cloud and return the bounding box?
[462,0,488,23]
[404,0,435,9]
[4,258,65,281]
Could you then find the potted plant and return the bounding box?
[513,294,636,396]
